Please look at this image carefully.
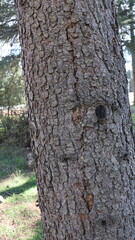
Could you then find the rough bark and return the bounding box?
[15,0,135,239]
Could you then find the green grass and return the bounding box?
[0,170,37,202]
[0,203,44,240]
[0,146,44,240]
[0,147,28,179]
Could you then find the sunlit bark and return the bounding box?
[15,0,135,239]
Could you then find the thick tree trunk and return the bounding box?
[15,0,135,239]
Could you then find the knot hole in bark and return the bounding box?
[101,220,106,226]
[19,0,27,6]
[95,105,106,121]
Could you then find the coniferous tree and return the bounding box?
[0,55,25,108]
[0,0,18,43]
[116,0,135,104]
[15,0,135,239]
[0,0,25,107]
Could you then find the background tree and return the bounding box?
[0,0,18,43]
[116,0,135,103]
[0,55,25,111]
[0,0,19,64]
[0,0,24,108]
[15,0,135,239]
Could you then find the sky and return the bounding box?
[124,51,132,71]
[0,42,20,59]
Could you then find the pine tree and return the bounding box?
[0,0,25,107]
[15,0,135,239]
[0,55,25,108]
[0,0,18,43]
[116,0,135,104]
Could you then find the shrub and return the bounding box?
[0,113,30,147]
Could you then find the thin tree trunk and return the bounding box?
[129,0,135,106]
[15,0,135,239]
[133,70,135,105]
[132,52,135,105]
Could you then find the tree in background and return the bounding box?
[116,0,135,104]
[0,0,18,43]
[15,0,135,239]
[0,55,25,112]
[127,69,133,91]
[0,0,25,108]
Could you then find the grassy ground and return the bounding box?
[0,146,44,240]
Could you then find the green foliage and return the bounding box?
[131,105,135,129]
[132,113,135,128]
[0,0,18,43]
[0,0,25,108]
[0,113,30,147]
[115,0,135,51]
[0,53,25,108]
[0,147,28,178]
[116,0,135,104]
[0,0,19,60]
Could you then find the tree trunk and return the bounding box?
[15,0,135,239]
[131,40,135,106]
[132,53,135,106]
[129,0,135,106]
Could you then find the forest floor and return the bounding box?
[0,146,43,240]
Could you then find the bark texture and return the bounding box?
[15,0,135,239]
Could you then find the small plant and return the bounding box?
[0,113,30,147]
